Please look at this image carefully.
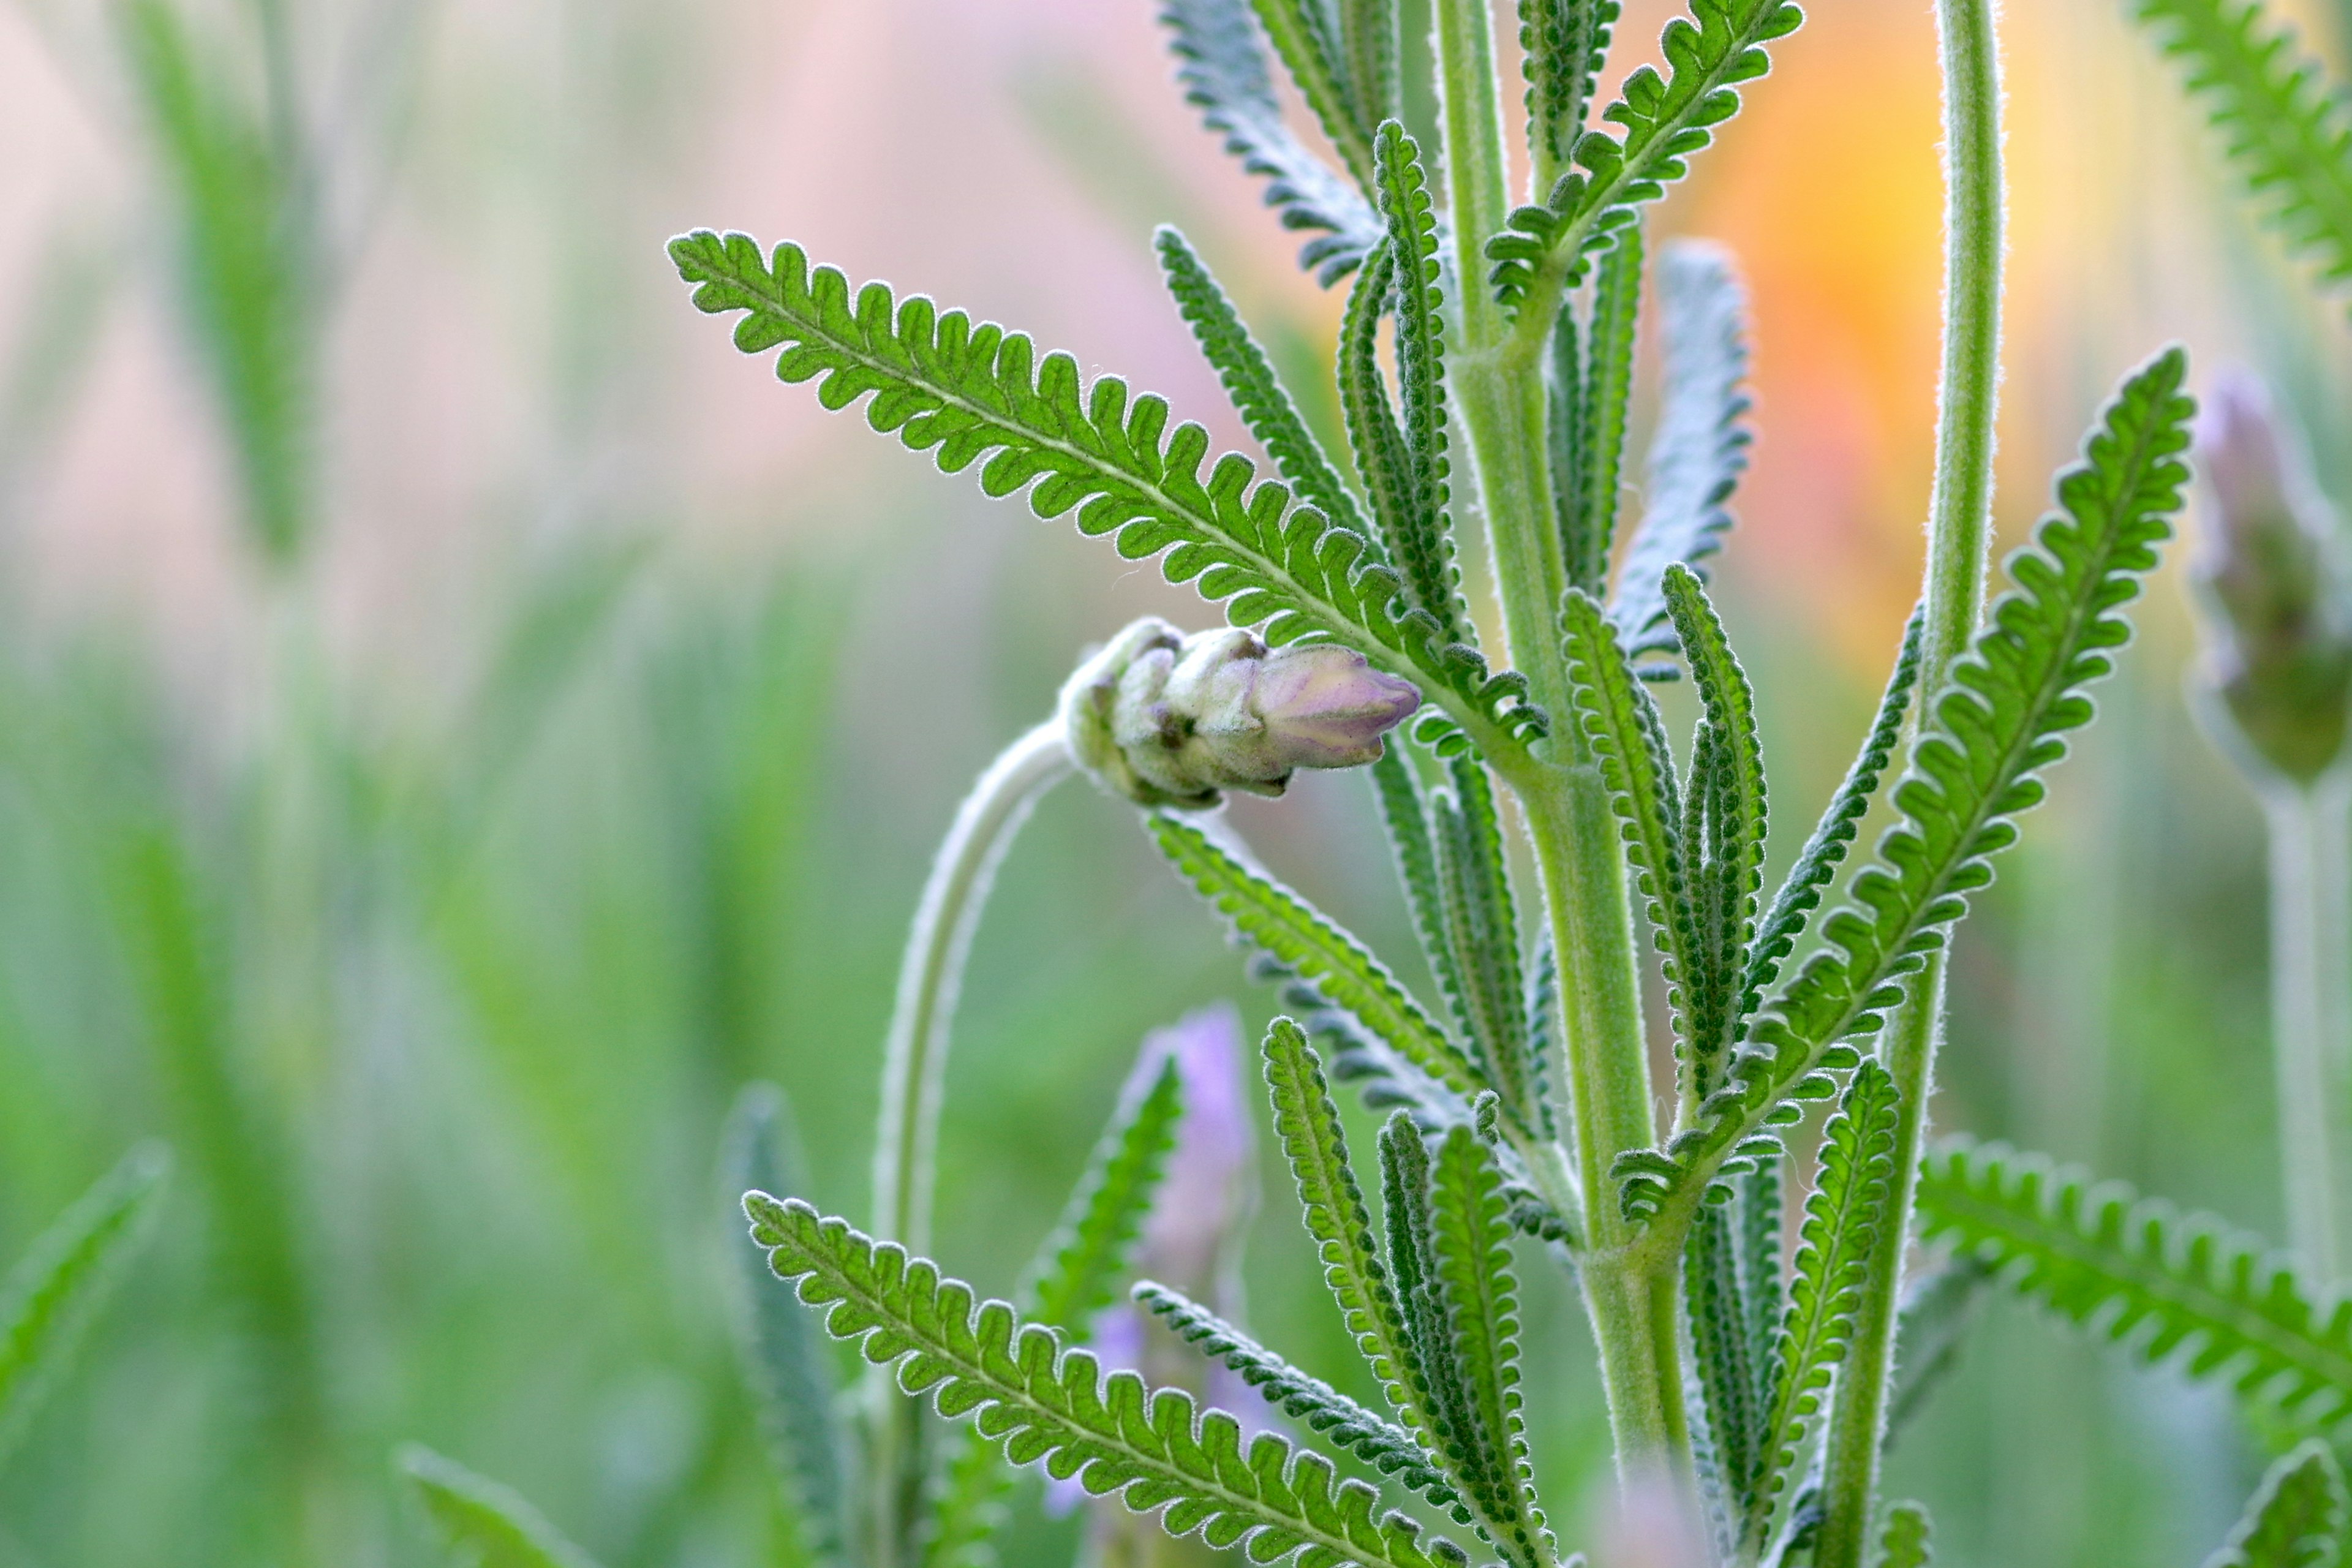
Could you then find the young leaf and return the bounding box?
[1338,244,1423,575]
[1611,244,1754,659]
[1249,0,1378,189]
[1743,1060,1899,1552]
[745,1194,1468,1568]
[1875,1501,1934,1568]
[1614,348,2196,1231]
[1370,745,1469,1028]
[1260,1019,1448,1457]
[669,233,1545,755]
[2206,1441,2346,1568]
[399,1446,605,1568]
[1378,1117,1490,1532]
[1150,813,1491,1110]
[1915,1141,2352,1428]
[1370,123,1471,646]
[1741,606,1924,1019]
[2135,0,2352,307]
[1428,756,1540,1130]
[1485,0,1803,318]
[1425,1125,1547,1567]
[1686,1203,1765,1533]
[0,1144,169,1468]
[1022,1055,1186,1329]
[1158,0,1384,282]
[1337,0,1401,141]
[720,1087,855,1568]
[1156,226,1374,543]
[1520,0,1626,184]
[1133,1281,1458,1508]
[1556,225,1643,596]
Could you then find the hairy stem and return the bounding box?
[2266,778,2352,1282]
[1816,1,2005,1561]
[867,718,1071,1568]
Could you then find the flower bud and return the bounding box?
[1058,617,1421,809]
[2191,370,2352,786]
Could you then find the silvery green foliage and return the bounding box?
[673,1,2235,1564]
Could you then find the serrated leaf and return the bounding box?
[1614,348,2196,1232]
[1916,1140,2352,1430]
[1520,0,1625,183]
[1158,0,1384,281]
[1428,756,1541,1132]
[1337,0,1401,142]
[399,1446,605,1568]
[746,1193,1468,1568]
[1611,243,1753,658]
[1686,1202,1764,1543]
[670,232,1547,754]
[1250,0,1378,189]
[1023,1055,1186,1328]
[0,1144,169,1470]
[1555,225,1643,595]
[2206,1441,2345,1568]
[1744,1060,1899,1554]
[721,1087,855,1568]
[1874,1501,1934,1568]
[1377,1115,1487,1532]
[2135,0,2352,309]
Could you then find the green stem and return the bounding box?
[1817,0,2004,1559]
[867,718,1071,1568]
[2264,777,2352,1282]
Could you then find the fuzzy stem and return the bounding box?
[1816,1,2005,1561]
[866,718,1071,1568]
[2266,777,2352,1282]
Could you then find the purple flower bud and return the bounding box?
[1058,618,1422,809]
[2192,369,2352,785]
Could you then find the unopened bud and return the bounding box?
[2192,370,2352,785]
[1058,617,1421,809]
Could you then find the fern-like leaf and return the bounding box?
[1613,347,2195,1229]
[1874,1502,1934,1568]
[1520,0,1625,185]
[2207,1441,2346,1568]
[1158,227,1373,544]
[746,1194,1467,1568]
[1685,1202,1765,1547]
[1485,0,1802,317]
[671,233,1546,753]
[1740,605,1924,1020]
[1024,1056,1186,1328]
[1743,1060,1898,1551]
[1339,246,1423,579]
[1611,244,1754,659]
[1425,1125,1547,1566]
[1917,1141,2352,1427]
[721,1087,855,1568]
[1370,123,1470,645]
[1159,0,1384,282]
[2136,0,2352,305]
[1250,0,1379,190]
[1555,225,1643,596]
[1134,1281,1457,1507]
[1370,746,1469,1035]
[1338,0,1401,140]
[1152,814,1491,1111]
[1429,757,1540,1131]
[399,1446,605,1568]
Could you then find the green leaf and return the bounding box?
[721,1086,855,1568]
[1915,1140,2352,1430]
[1425,1125,1547,1567]
[0,1144,169,1469]
[1023,1055,1186,1328]
[1612,244,1754,660]
[1249,0,1378,189]
[746,1193,1467,1568]
[1157,227,1374,544]
[2135,0,2352,307]
[1614,347,2196,1231]
[1874,1501,1934,1568]
[1887,1257,1987,1441]
[2206,1441,2346,1568]
[1370,124,1471,646]
[1745,1060,1899,1553]
[1133,1281,1458,1509]
[1686,1202,1765,1535]
[1370,745,1469,1035]
[1150,813,1490,1109]
[1485,0,1803,319]
[1377,1116,1488,1527]
[1338,244,1423,586]
[1741,605,1924,1020]
[1159,0,1384,282]
[399,1446,605,1568]
[669,232,1545,754]
[1428,756,1542,1131]
[1663,564,1768,1097]
[1555,224,1643,597]
[1337,0,1401,141]
[1520,0,1626,183]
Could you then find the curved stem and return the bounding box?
[1816,1,2005,1561]
[2266,777,2352,1283]
[865,718,1071,1568]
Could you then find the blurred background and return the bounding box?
[0,0,2348,1562]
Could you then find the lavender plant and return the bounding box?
[653,0,2352,1562]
